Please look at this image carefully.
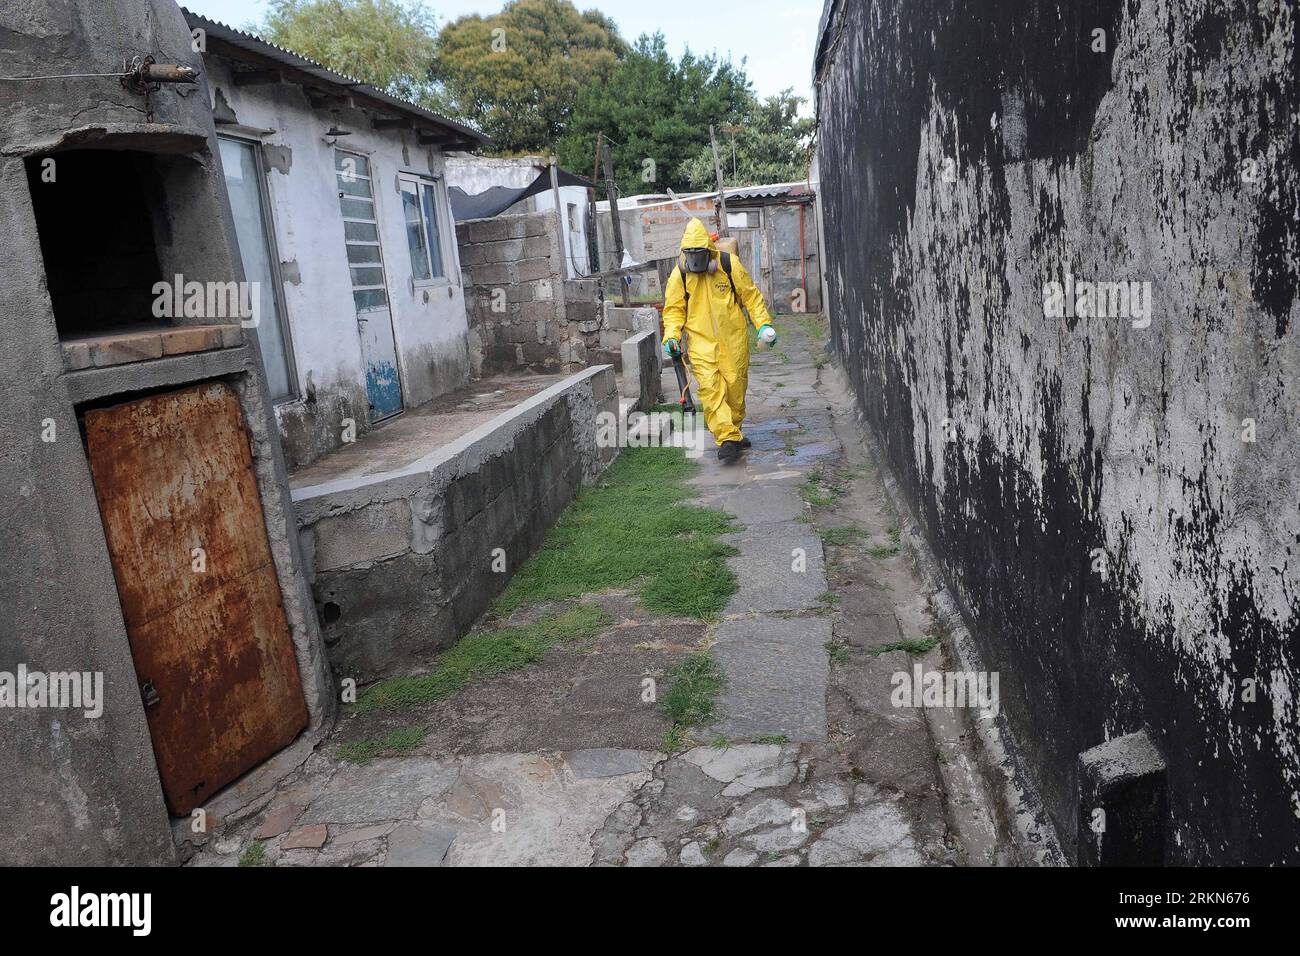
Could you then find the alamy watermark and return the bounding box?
[0,664,104,718]
[891,664,999,718]
[1042,272,1152,329]
[152,274,260,328]
[595,409,710,458]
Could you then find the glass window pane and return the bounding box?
[420,183,445,278]
[339,197,374,220]
[335,152,370,176]
[400,180,431,281]
[344,220,378,242]
[354,289,387,311]
[346,243,381,264]
[218,136,293,400]
[337,174,372,197]
[350,266,385,286]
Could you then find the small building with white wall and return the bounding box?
[445,154,595,280]
[186,11,489,471]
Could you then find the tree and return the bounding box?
[677,90,816,190]
[432,0,624,154]
[557,33,753,196]
[259,0,444,109]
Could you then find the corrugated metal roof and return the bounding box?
[724,184,796,201]
[182,9,488,147]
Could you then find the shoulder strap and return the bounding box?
[676,264,689,306]
[720,251,737,298]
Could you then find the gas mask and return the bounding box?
[680,247,715,274]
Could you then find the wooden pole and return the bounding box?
[710,124,729,237]
[601,140,630,305]
[548,155,565,277]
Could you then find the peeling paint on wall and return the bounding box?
[815,0,1299,863]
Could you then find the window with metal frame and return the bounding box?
[218,135,297,401]
[398,173,447,282]
[335,151,390,312]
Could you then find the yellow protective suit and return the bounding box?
[662,218,773,446]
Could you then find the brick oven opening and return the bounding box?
[25,150,165,339]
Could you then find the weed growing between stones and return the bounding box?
[658,651,725,751]
[494,446,739,618]
[238,841,266,867]
[821,525,866,546]
[337,727,427,763]
[353,605,608,713]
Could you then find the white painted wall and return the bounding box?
[204,55,472,467]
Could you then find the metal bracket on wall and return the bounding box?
[119,55,198,122]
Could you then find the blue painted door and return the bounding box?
[336,151,403,422]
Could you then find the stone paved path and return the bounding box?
[184,317,1007,867]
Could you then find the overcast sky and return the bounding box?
[183,0,821,107]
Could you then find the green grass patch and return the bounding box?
[821,526,866,547]
[869,635,941,657]
[238,841,267,867]
[354,605,608,713]
[494,447,738,619]
[824,640,851,664]
[338,727,427,764]
[800,480,839,509]
[754,734,789,745]
[867,529,903,559]
[659,651,725,750]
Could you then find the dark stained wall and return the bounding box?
[814,0,1299,863]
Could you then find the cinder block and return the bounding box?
[312,500,413,572]
[522,214,550,238]
[1077,729,1167,866]
[506,283,535,304]
[522,234,553,259]
[517,258,552,282]
[521,341,558,366]
[469,262,510,286]
[522,300,558,323]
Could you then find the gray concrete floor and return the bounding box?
[185,318,1008,867]
[289,370,568,487]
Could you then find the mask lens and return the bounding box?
[682,248,711,273]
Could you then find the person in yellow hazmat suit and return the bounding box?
[662,218,776,462]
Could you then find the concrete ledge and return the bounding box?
[1078,730,1168,867]
[619,328,662,410]
[62,344,255,405]
[826,359,1066,867]
[294,364,620,680]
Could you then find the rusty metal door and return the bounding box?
[84,381,308,815]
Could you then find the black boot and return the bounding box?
[739,436,752,448]
[718,440,742,462]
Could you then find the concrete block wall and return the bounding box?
[584,302,660,371]
[459,211,572,375]
[292,365,620,681]
[458,211,657,376]
[619,328,663,411]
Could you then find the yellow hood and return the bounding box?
[679,217,716,252]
